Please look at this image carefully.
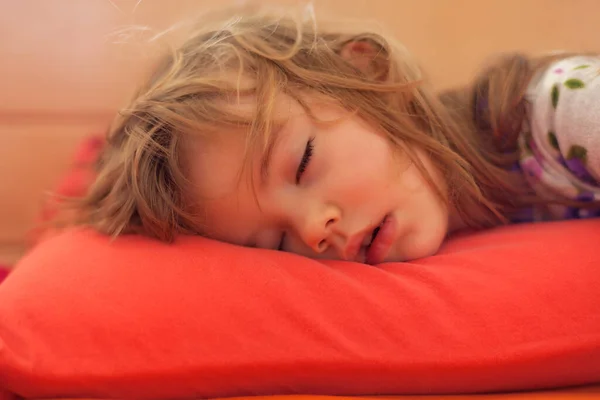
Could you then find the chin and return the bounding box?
[386,223,447,262]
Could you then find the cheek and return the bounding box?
[334,148,398,195]
[398,165,429,194]
[341,138,399,181]
[319,122,401,198]
[395,150,443,199]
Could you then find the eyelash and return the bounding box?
[279,138,315,251]
[295,137,314,184]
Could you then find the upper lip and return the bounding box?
[342,223,379,261]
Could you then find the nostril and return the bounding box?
[325,218,336,227]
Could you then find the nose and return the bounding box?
[297,204,341,254]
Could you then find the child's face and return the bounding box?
[188,94,452,263]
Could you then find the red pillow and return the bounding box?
[1,220,600,399]
[0,266,9,284]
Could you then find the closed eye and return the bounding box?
[295,137,314,184]
[276,138,315,251]
[278,137,315,251]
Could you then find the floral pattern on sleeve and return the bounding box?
[517,56,600,220]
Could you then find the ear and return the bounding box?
[339,39,388,80]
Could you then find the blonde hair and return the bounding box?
[71,5,552,242]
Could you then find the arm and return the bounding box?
[517,55,600,219]
[525,56,600,185]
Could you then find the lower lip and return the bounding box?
[366,214,396,265]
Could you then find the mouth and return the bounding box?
[364,214,395,265]
[363,216,387,249]
[345,215,391,262]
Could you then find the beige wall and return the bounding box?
[1,0,598,264]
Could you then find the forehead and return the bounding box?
[184,92,301,242]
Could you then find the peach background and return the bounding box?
[1,0,598,264]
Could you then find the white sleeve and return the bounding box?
[526,56,600,186]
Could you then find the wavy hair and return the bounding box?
[70,5,565,242]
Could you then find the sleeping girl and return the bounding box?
[70,5,600,263]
